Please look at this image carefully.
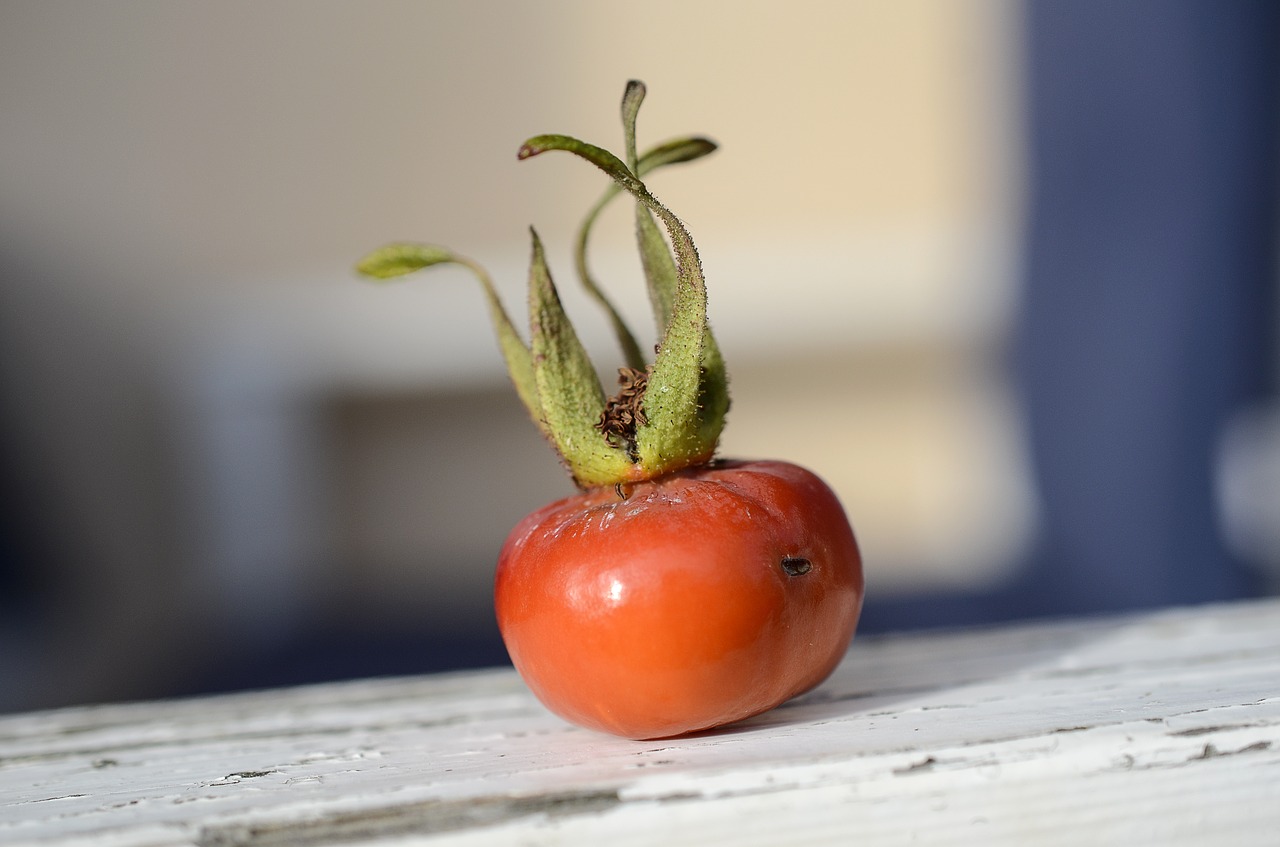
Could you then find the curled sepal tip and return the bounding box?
[573,133,718,371]
[355,242,546,439]
[356,242,456,279]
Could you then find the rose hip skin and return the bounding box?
[495,459,863,740]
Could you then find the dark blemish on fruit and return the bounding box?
[780,556,811,576]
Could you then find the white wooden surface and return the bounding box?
[2,599,1278,847]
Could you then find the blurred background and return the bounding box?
[1,0,1277,714]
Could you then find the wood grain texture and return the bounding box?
[2,599,1278,846]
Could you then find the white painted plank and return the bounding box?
[2,599,1278,846]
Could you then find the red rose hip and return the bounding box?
[359,81,865,739]
[496,460,863,739]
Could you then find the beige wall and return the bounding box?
[0,0,1017,288]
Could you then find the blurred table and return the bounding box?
[2,599,1278,846]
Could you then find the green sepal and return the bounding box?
[518,132,730,479]
[621,84,729,473]
[574,135,717,369]
[624,81,681,336]
[525,229,633,487]
[617,110,730,457]
[355,243,547,438]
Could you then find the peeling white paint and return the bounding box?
[2,600,1279,846]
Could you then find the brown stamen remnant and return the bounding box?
[597,366,649,461]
